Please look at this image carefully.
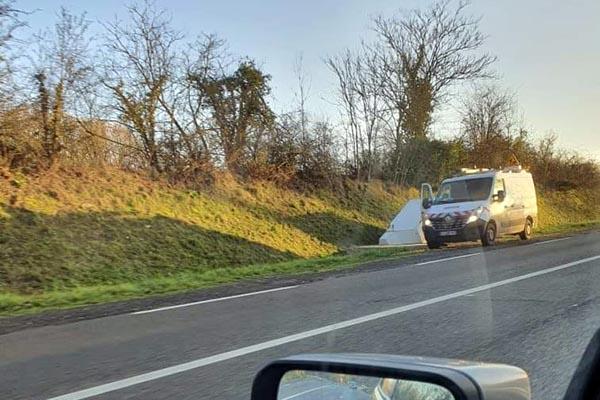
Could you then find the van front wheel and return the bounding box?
[481,221,497,247]
[427,240,442,249]
[519,218,533,240]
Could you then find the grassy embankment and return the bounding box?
[1,167,598,316]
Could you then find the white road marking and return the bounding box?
[282,385,332,400]
[131,285,299,315]
[48,254,600,400]
[415,252,481,266]
[532,237,571,246]
[128,237,570,315]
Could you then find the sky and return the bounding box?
[15,0,600,160]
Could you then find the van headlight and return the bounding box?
[466,214,479,224]
[466,207,483,224]
[422,213,432,226]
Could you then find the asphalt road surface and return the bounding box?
[2,231,600,400]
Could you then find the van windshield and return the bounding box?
[433,177,493,204]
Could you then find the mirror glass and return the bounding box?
[278,370,454,400]
[420,183,433,201]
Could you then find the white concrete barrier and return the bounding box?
[379,199,426,245]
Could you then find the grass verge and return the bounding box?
[2,220,597,317]
[537,220,600,235]
[0,247,422,317]
[1,167,599,318]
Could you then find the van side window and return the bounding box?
[494,178,505,195]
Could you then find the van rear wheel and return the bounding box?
[481,221,497,247]
[519,218,533,240]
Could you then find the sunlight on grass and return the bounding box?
[1,167,598,316]
[0,247,420,316]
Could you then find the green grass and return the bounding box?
[0,247,420,316]
[0,168,414,294]
[536,188,600,233]
[537,220,600,235]
[0,166,598,317]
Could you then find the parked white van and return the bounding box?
[420,166,537,248]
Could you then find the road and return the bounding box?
[1,231,600,400]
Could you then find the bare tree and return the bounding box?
[373,0,496,139]
[326,44,385,181]
[293,53,311,142]
[0,0,25,102]
[32,7,92,164]
[327,51,359,177]
[460,85,521,168]
[163,33,226,173]
[191,60,274,173]
[327,1,493,183]
[102,1,182,174]
[291,53,317,176]
[462,86,517,143]
[0,2,31,167]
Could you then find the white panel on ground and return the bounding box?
[379,199,426,245]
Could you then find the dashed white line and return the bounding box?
[415,252,481,266]
[48,254,600,400]
[131,285,298,315]
[130,237,569,315]
[532,237,571,246]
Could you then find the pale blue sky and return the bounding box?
[16,0,600,159]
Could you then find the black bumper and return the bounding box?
[423,220,486,243]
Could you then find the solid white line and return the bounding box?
[532,237,571,246]
[416,252,481,266]
[282,385,332,400]
[48,254,600,400]
[131,286,299,315]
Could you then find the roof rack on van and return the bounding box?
[447,165,527,180]
[457,167,491,175]
[502,165,524,173]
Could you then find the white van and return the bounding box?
[420,167,537,248]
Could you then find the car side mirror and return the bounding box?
[251,354,531,400]
[493,190,505,202]
[420,183,433,210]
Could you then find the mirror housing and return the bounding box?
[422,198,432,209]
[251,354,530,400]
[493,190,506,202]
